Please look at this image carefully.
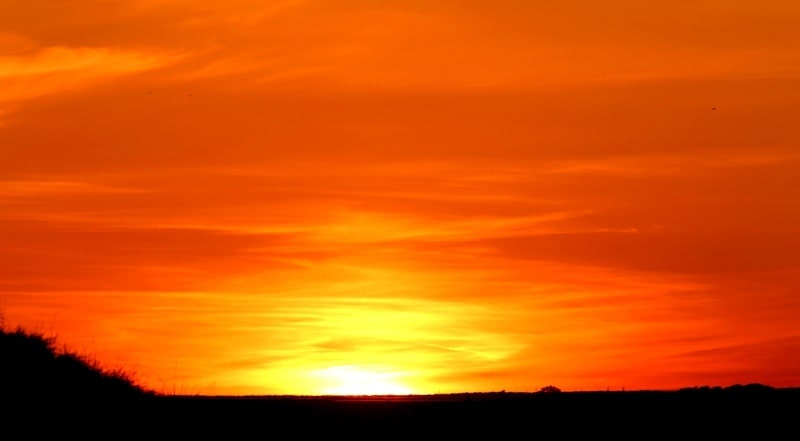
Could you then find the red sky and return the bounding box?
[2,0,799,395]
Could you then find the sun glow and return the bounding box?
[314,365,415,396]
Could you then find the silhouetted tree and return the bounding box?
[539,385,561,393]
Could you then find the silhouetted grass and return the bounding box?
[0,323,154,402]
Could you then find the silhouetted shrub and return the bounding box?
[539,385,561,393]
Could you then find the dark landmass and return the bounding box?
[1,325,155,400]
[4,325,798,436]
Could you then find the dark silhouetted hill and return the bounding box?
[0,325,154,402]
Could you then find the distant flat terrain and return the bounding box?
[46,388,800,434]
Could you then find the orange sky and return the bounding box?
[2,0,799,396]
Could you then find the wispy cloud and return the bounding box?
[545,150,800,177]
[0,178,146,198]
[0,46,179,106]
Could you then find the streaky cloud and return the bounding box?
[0,46,181,107]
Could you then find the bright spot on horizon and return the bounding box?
[314,365,415,396]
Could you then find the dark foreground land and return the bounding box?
[12,387,800,437]
[4,326,798,436]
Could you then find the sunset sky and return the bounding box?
[2,0,799,396]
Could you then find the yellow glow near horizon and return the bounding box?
[313,365,415,396]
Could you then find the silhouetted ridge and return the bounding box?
[0,325,154,402]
